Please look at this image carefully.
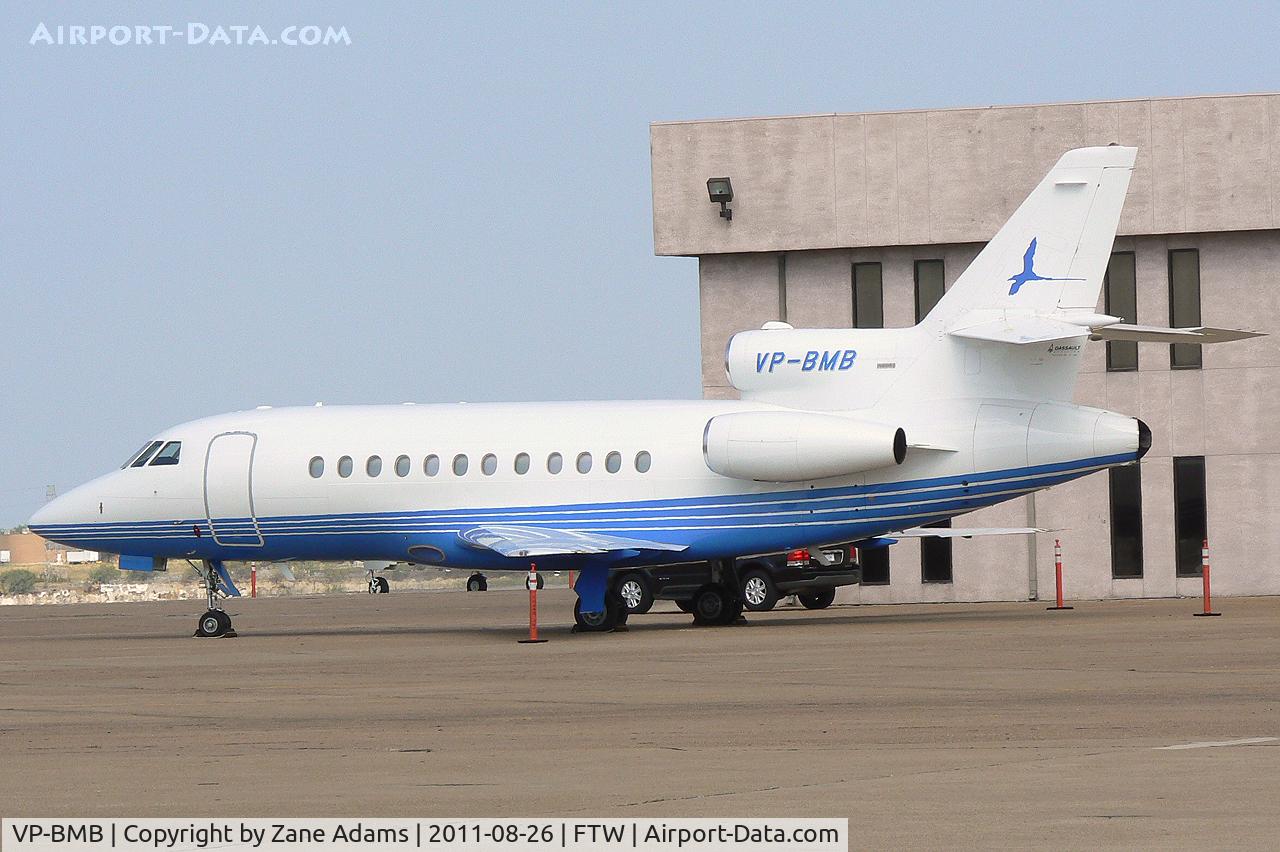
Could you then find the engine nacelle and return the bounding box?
[703,411,907,482]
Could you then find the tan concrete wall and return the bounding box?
[653,93,1280,256]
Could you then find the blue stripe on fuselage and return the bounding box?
[30,453,1134,564]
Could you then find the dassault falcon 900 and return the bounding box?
[30,146,1261,636]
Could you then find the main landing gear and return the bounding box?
[690,560,747,626]
[572,597,629,633]
[193,560,237,638]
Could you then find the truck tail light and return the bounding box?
[786,548,810,567]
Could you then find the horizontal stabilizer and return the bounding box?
[1090,324,1265,344]
[459,525,687,558]
[950,316,1089,345]
[897,526,1048,539]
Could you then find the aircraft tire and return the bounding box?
[574,598,618,632]
[798,588,837,610]
[196,609,231,638]
[740,569,778,612]
[691,585,738,626]
[466,573,488,592]
[372,576,389,594]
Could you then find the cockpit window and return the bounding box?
[149,441,182,466]
[122,441,157,469]
[128,441,164,468]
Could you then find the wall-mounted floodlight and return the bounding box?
[707,177,733,221]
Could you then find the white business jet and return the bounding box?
[30,146,1260,637]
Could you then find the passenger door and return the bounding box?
[204,431,265,547]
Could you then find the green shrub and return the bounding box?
[0,569,39,595]
[85,564,119,591]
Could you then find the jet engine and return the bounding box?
[702,411,906,482]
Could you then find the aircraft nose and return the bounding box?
[28,493,70,529]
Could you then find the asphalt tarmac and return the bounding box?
[2,589,1277,848]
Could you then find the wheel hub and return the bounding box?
[620,581,642,608]
[744,577,767,605]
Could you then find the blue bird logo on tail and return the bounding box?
[1007,238,1084,295]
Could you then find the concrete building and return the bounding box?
[651,93,1279,602]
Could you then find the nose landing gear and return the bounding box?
[366,569,389,594]
[193,560,238,638]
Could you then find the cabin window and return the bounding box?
[129,441,164,468]
[338,456,353,478]
[635,451,652,473]
[453,454,469,476]
[394,455,410,477]
[367,455,383,477]
[424,454,440,477]
[308,457,324,478]
[149,441,182,466]
[481,454,498,475]
[514,452,530,474]
[547,452,563,474]
[605,451,622,473]
[576,452,593,474]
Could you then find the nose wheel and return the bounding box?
[196,609,235,637]
[367,571,389,594]
[192,560,238,638]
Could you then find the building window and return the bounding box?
[1169,249,1202,369]
[337,456,353,478]
[514,452,530,474]
[635,451,652,473]
[424,454,440,477]
[481,454,497,475]
[852,262,884,329]
[1173,456,1208,577]
[547,452,563,474]
[394,455,410,477]
[1104,252,1138,372]
[366,455,382,477]
[605,451,622,473]
[576,452,593,474]
[859,546,890,585]
[914,259,945,323]
[452,454,469,476]
[777,253,787,322]
[920,520,953,583]
[1108,465,1144,578]
[308,457,324,478]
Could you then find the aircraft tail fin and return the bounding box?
[921,146,1136,330]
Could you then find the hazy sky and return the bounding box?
[2,1,1278,526]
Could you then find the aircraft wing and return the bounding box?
[896,526,1048,538]
[458,525,688,557]
[1088,324,1264,344]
